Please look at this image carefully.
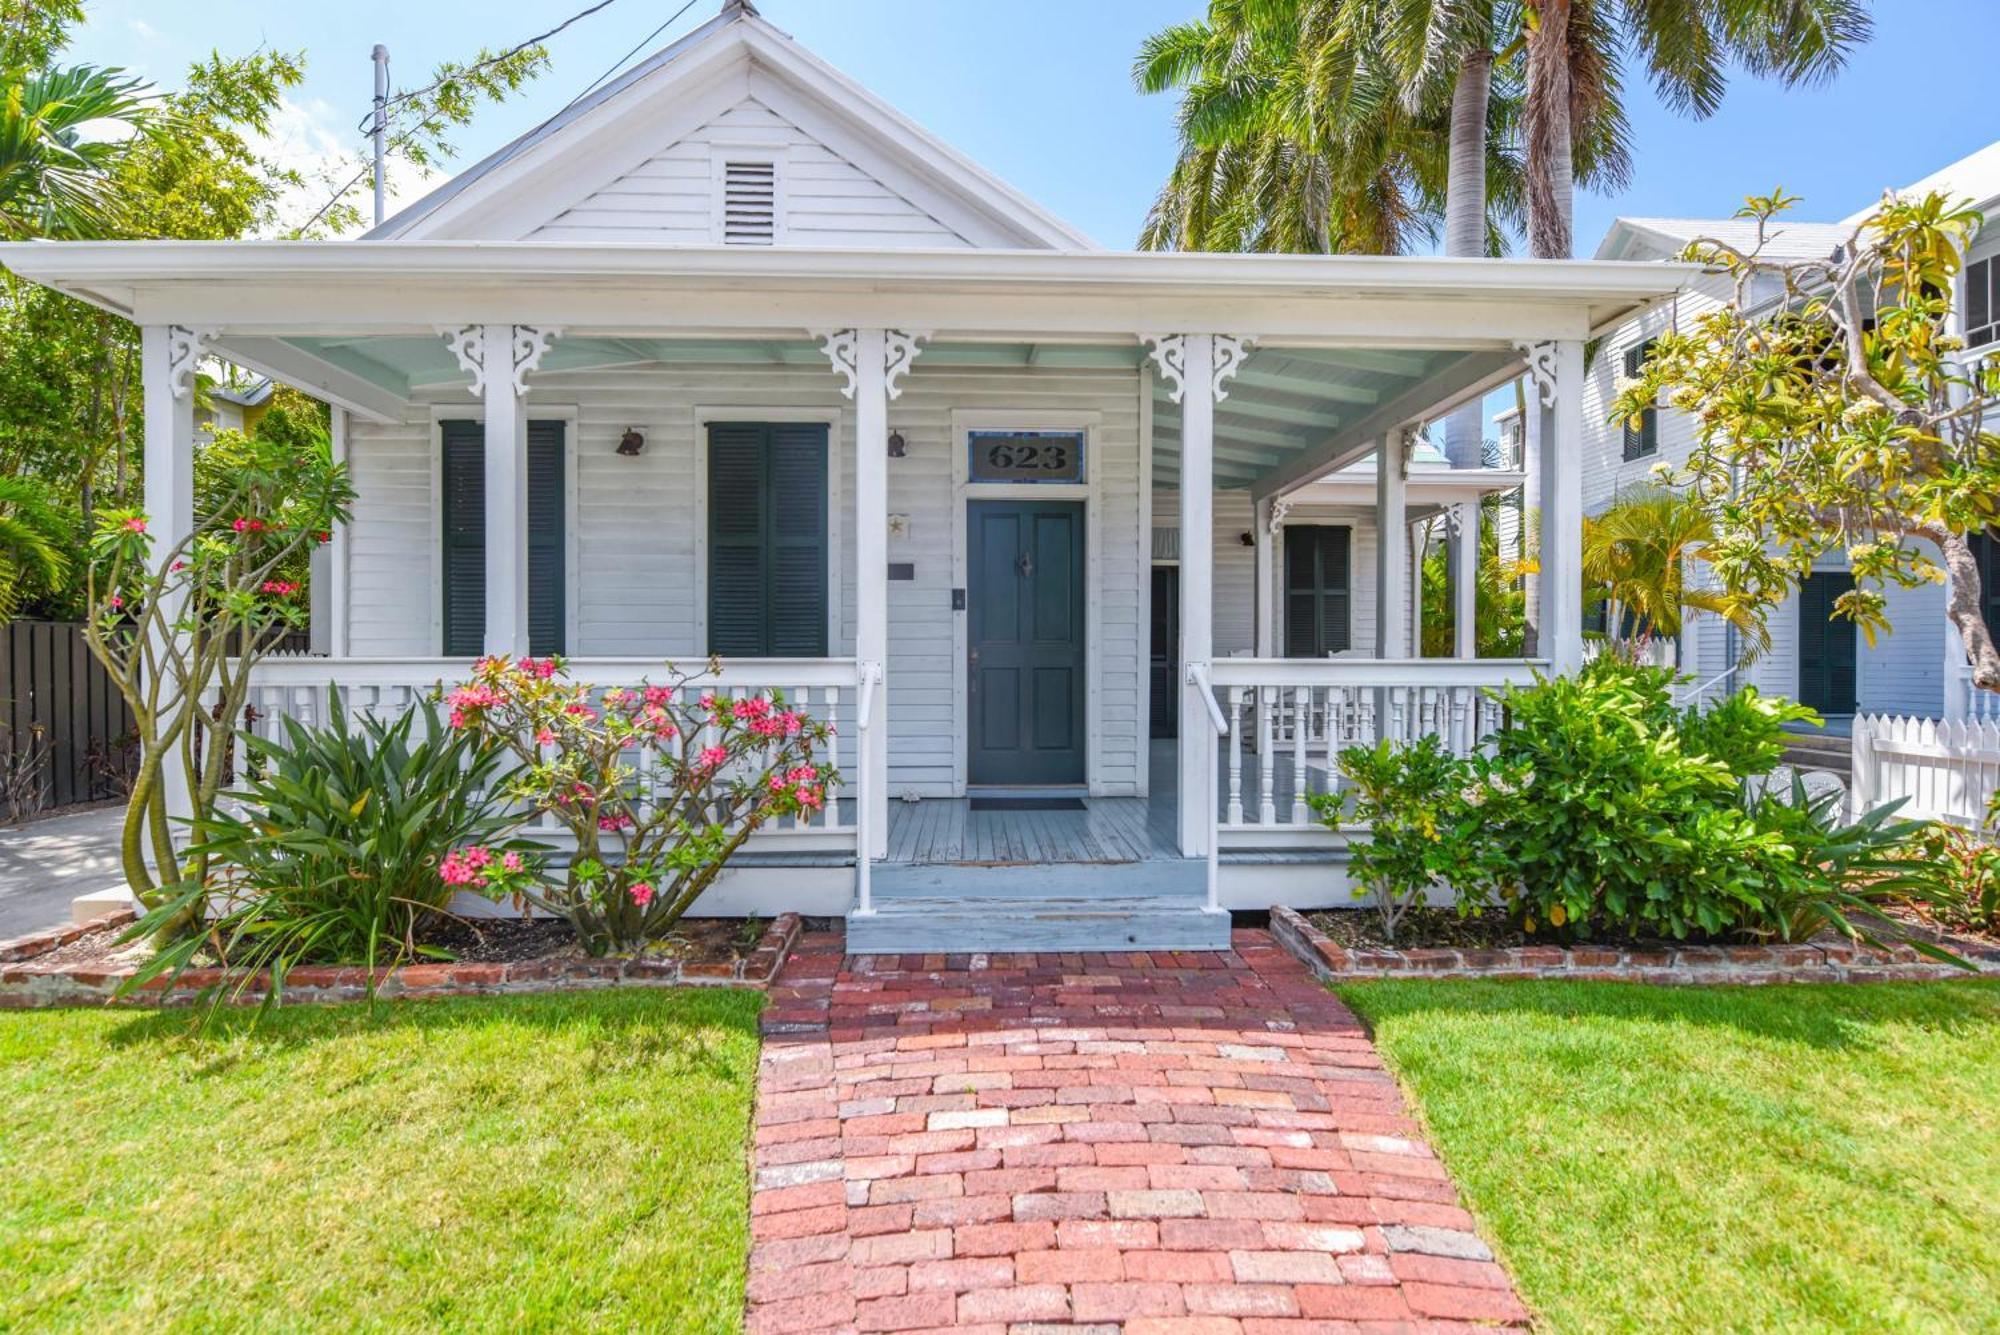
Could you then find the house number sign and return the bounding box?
[967,430,1085,483]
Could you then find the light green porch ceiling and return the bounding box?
[277,335,1474,492]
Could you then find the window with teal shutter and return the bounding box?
[1621,340,1659,460]
[707,421,828,657]
[1283,526,1351,657]
[438,419,566,657]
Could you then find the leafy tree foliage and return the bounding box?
[1619,190,2000,700]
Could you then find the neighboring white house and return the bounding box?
[0,2,1682,947]
[1585,140,2000,725]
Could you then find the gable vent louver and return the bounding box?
[722,160,778,245]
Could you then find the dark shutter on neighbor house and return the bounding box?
[439,419,566,657]
[1975,529,2000,643]
[707,421,828,657]
[1621,340,1659,460]
[1283,526,1352,657]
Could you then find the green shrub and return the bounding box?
[1326,658,1951,953]
[1312,735,1474,943]
[1464,658,1810,938]
[1910,823,2000,938]
[122,694,536,1012]
[1739,776,1954,952]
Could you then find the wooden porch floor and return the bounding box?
[880,740,1330,865]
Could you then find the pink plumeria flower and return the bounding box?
[630,881,655,908]
[698,746,728,770]
[122,516,146,533]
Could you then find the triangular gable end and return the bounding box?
[372,6,1091,251]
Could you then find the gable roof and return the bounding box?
[369,2,1093,250]
[1593,216,1853,263]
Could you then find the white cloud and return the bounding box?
[127,18,158,42]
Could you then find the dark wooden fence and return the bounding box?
[0,620,137,816]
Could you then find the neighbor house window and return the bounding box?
[439,419,566,657]
[1621,339,1659,460]
[707,421,828,656]
[1967,255,1999,349]
[1975,529,2000,643]
[1283,525,1351,657]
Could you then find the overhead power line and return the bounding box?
[353,0,627,134]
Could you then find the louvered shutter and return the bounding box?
[527,421,566,656]
[440,420,485,657]
[1622,342,1658,460]
[767,424,828,656]
[1284,526,1351,657]
[708,423,769,656]
[1972,529,2000,642]
[440,419,565,657]
[706,422,827,657]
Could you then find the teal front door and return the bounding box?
[968,500,1086,786]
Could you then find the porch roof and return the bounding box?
[0,239,1692,494]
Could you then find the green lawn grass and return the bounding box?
[1,989,762,1333]
[1340,979,2000,1334]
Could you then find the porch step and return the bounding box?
[1780,729,1852,778]
[849,860,1228,953]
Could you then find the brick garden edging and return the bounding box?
[1269,904,2000,986]
[0,911,804,1010]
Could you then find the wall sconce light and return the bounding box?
[616,428,646,457]
[1239,531,1256,547]
[887,429,908,458]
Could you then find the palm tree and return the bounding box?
[0,63,157,239]
[1520,0,1872,258]
[1582,485,1765,661]
[0,475,71,621]
[1134,1,1524,255]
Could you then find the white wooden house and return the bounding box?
[1586,139,2000,728]
[0,2,1683,949]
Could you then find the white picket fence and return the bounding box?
[1851,714,2000,829]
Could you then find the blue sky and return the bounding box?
[66,0,1998,248]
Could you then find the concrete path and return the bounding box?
[747,929,1527,1333]
[0,804,126,938]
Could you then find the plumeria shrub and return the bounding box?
[87,427,353,928]
[445,655,838,954]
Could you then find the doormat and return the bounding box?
[969,797,1086,812]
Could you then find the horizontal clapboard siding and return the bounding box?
[1152,488,1385,656]
[343,361,1148,796]
[527,96,973,249]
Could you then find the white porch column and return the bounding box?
[818,328,925,862]
[1376,433,1408,658]
[444,324,557,658]
[1254,497,1283,657]
[1147,333,1250,857]
[141,324,204,832]
[1533,339,1586,674]
[310,406,350,657]
[1451,501,1479,659]
[1409,521,1426,657]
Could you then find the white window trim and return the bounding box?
[710,145,788,246]
[428,404,581,657]
[950,409,1105,796]
[691,406,844,659]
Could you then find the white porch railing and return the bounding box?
[1852,713,2000,828]
[1205,657,1546,845]
[1947,661,2000,722]
[230,656,863,853]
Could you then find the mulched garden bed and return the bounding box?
[0,910,803,1010]
[1275,904,2000,985]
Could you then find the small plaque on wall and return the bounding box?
[887,562,915,581]
[967,430,1085,483]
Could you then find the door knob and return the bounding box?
[1017,552,1034,578]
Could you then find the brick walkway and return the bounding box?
[746,928,1527,1334]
